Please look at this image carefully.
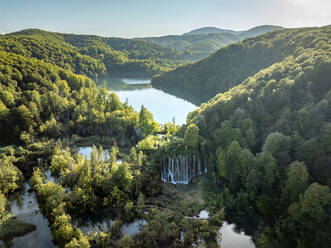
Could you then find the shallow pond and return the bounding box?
[9,183,56,248]
[219,221,255,248]
[198,210,209,219]
[73,217,115,235]
[99,77,197,125]
[74,217,147,237]
[120,219,147,236]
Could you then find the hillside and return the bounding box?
[137,33,241,60]
[238,25,283,38]
[2,29,188,78]
[178,27,330,246]
[138,25,283,61]
[0,50,158,145]
[152,27,330,96]
[183,26,238,35]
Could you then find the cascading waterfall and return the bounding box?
[161,155,208,184]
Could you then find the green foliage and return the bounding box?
[0,49,158,145]
[264,183,331,248]
[177,26,331,247]
[0,155,23,194]
[138,105,160,137]
[184,123,199,149]
[139,25,282,61]
[153,27,331,95]
[3,29,189,78]
[0,193,6,218]
[282,161,309,204]
[118,235,135,248]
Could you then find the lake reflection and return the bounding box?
[98,78,198,125]
[219,221,255,248]
[10,184,56,248]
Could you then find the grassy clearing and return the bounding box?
[146,177,207,217]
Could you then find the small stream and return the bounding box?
[9,183,56,248]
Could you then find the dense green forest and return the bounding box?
[152,26,330,96]
[0,29,188,78]
[138,25,282,60]
[182,25,283,37]
[137,33,241,60]
[1,25,330,248]
[0,31,219,247]
[163,26,331,247]
[0,50,162,146]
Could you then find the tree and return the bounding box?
[138,105,159,137]
[282,161,309,204]
[255,151,279,193]
[216,146,227,181]
[283,183,331,247]
[225,141,242,190]
[262,132,291,165]
[0,157,23,194]
[184,123,199,150]
[119,235,135,248]
[0,193,6,218]
[64,235,90,248]
[39,114,62,138]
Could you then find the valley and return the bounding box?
[0,12,330,248]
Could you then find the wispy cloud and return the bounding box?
[268,0,331,27]
[281,0,330,17]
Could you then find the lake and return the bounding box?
[98,77,198,125]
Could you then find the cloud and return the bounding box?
[282,0,331,17]
[268,0,331,27]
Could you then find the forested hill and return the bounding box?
[137,25,282,60]
[136,33,241,60]
[152,26,330,96]
[183,25,283,37]
[181,28,331,246]
[0,49,160,146]
[1,29,189,78]
[183,26,238,35]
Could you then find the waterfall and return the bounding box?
[160,154,207,184]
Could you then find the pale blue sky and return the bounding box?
[0,0,330,37]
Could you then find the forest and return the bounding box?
[0,24,330,248]
[154,25,331,247]
[0,29,186,79]
[138,25,282,60]
[152,26,330,95]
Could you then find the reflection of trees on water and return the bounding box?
[153,84,215,106]
[97,77,152,91]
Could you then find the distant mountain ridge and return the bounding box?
[152,26,330,96]
[183,25,283,37]
[137,25,283,60]
[183,26,239,36]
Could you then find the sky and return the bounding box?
[0,0,330,37]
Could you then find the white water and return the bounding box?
[161,156,207,184]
